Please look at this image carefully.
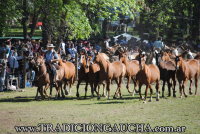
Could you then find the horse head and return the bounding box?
[174,56,183,70]
[80,54,90,73]
[34,56,45,71]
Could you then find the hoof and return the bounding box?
[113,96,117,99]
[65,91,69,95]
[76,94,79,98]
[173,94,176,98]
[189,92,193,95]
[156,98,159,101]
[148,99,152,102]
[101,94,106,97]
[185,95,188,98]
[143,101,146,104]
[97,96,100,100]
[168,94,171,97]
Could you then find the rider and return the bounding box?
[44,44,59,85]
[153,36,164,51]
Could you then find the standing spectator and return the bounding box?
[76,41,83,54]
[8,48,23,75]
[0,42,9,91]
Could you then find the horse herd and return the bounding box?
[29,47,200,102]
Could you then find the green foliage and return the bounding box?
[0,0,21,36]
[140,0,200,41]
[1,0,142,40]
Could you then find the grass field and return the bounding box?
[0,83,200,134]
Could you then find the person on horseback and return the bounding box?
[44,44,59,85]
[153,36,164,51]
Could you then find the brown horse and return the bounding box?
[51,59,76,97]
[94,53,126,99]
[119,52,140,95]
[136,54,160,102]
[155,52,176,97]
[175,56,199,98]
[76,54,101,98]
[33,56,51,99]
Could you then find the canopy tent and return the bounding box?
[113,33,140,42]
[112,33,149,49]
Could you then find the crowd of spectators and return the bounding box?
[0,39,103,91]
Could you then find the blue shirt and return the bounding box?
[153,40,164,49]
[45,50,58,62]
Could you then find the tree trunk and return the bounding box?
[22,0,29,40]
[29,10,39,38]
[191,2,200,40]
[102,19,108,38]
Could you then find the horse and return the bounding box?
[175,56,199,98]
[119,52,140,96]
[76,53,93,98]
[94,52,126,99]
[51,59,76,97]
[76,53,104,98]
[31,56,51,99]
[155,51,177,97]
[136,53,160,102]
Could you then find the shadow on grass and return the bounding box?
[0,96,35,103]
[95,101,124,104]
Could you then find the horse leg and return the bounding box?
[40,87,45,100]
[132,78,138,96]
[118,77,123,98]
[60,82,65,98]
[179,81,183,98]
[55,84,60,99]
[138,83,143,100]
[149,85,153,102]
[93,82,99,97]
[113,79,119,99]
[126,76,132,94]
[172,77,176,97]
[156,80,160,101]
[97,82,101,100]
[63,81,68,95]
[102,83,107,97]
[189,80,193,95]
[195,76,198,95]
[90,82,94,97]
[43,84,50,98]
[182,80,188,98]
[35,87,39,100]
[84,81,88,99]
[144,85,149,103]
[106,79,111,100]
[167,80,171,97]
[76,80,82,98]
[50,84,53,97]
[162,80,166,98]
